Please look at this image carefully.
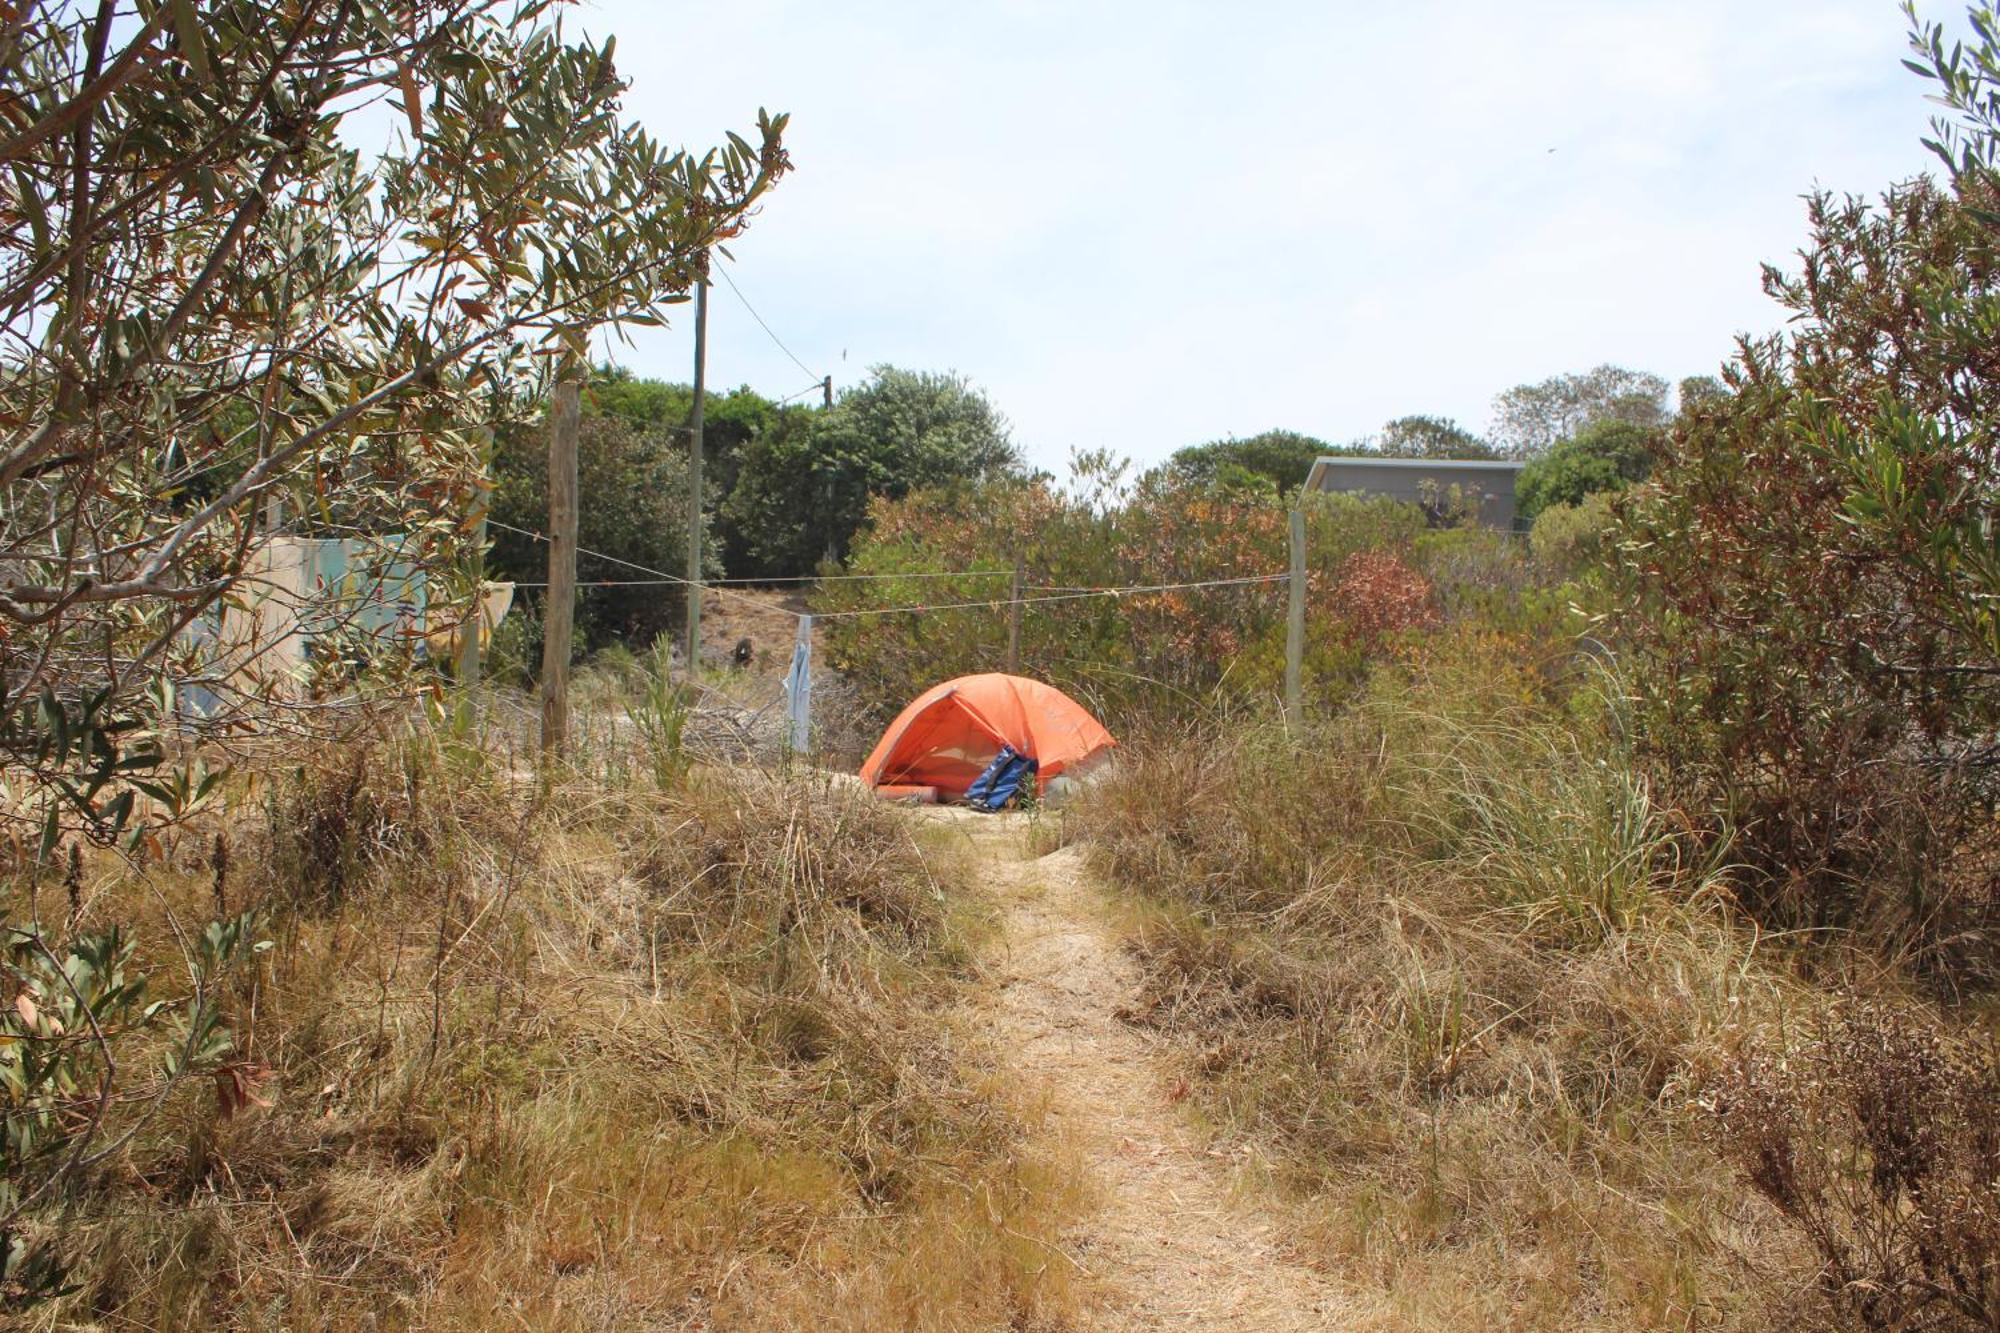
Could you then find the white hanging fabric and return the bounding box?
[782,615,813,752]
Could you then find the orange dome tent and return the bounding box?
[860,673,1114,802]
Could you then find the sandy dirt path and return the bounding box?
[931,808,1352,1331]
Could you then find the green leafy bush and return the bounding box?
[1616,173,2000,973]
[0,1,786,847]
[1529,491,1619,577]
[1516,419,1657,521]
[812,471,1449,732]
[724,366,1020,577]
[1159,429,1331,495]
[490,411,713,656]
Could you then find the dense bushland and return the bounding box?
[1064,653,1786,1328]
[813,465,1557,735]
[1067,640,2000,1329]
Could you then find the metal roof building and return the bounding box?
[1302,456,1527,530]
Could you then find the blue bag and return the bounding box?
[964,746,1038,812]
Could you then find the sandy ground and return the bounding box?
[927,807,1356,1331]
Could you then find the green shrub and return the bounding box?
[814,470,1539,732]
[1516,420,1656,521]
[627,635,692,788]
[488,411,709,656]
[1616,176,2000,977]
[1529,491,1618,576]
[723,366,1020,577]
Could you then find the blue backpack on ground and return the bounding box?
[965,746,1038,812]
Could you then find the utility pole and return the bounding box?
[1284,508,1306,731]
[813,371,835,567]
[685,276,708,673]
[1006,554,1024,675]
[540,370,582,754]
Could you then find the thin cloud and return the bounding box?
[585,0,1940,469]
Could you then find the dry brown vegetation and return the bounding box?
[1066,640,1999,1330]
[13,716,1082,1330]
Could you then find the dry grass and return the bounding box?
[10,714,1082,1330]
[1067,660,1847,1329]
[15,650,1992,1329]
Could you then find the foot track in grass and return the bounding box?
[928,807,1351,1331]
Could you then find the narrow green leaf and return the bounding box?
[170,0,211,81]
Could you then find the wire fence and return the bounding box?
[488,519,1288,623]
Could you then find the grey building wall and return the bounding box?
[1303,457,1526,530]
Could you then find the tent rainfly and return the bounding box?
[860,673,1114,804]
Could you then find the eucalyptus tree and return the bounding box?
[1514,418,1657,520]
[1160,430,1330,495]
[1375,414,1497,459]
[1488,365,1669,459]
[723,366,1019,576]
[0,0,787,848]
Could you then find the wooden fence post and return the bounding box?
[458,430,492,687]
[1006,554,1024,675]
[539,373,582,754]
[1285,507,1306,730]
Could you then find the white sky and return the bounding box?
[581,0,1944,473]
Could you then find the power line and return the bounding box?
[488,518,782,615]
[773,379,828,406]
[713,263,819,383]
[711,569,1011,585]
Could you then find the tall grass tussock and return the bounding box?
[1070,637,1994,1330]
[6,710,1082,1329]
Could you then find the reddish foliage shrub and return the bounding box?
[812,474,1443,730]
[1328,550,1437,650]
